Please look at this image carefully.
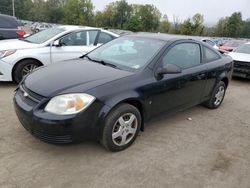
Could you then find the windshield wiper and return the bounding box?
[94,59,118,68]
[82,55,118,69]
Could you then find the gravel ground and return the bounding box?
[0,78,249,188]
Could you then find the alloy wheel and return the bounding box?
[112,113,138,146]
[22,64,38,77]
[214,86,225,106]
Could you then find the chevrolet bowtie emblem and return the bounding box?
[24,92,28,97]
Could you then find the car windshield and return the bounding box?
[87,37,166,71]
[234,44,250,54]
[22,27,65,44]
[224,41,244,47]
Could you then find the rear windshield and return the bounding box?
[0,15,18,29]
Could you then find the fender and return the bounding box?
[98,89,149,132]
[218,71,227,83]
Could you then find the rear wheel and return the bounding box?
[204,81,226,109]
[13,59,41,83]
[101,104,141,152]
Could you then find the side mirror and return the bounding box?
[155,64,182,80]
[53,39,61,47]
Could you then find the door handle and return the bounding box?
[197,73,206,80]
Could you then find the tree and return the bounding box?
[180,13,204,36]
[159,20,171,33]
[113,0,132,29]
[46,0,64,23]
[125,15,142,32]
[94,11,105,27]
[139,4,161,32]
[227,12,243,37]
[62,0,94,25]
[169,15,181,34]
[213,12,243,37]
[0,0,12,16]
[28,0,48,22]
[94,4,115,28]
[192,13,204,35]
[213,17,229,37]
[241,19,250,38]
[180,18,193,35]
[0,0,33,20]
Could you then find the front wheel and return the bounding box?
[204,81,226,109]
[13,59,41,83]
[101,104,141,152]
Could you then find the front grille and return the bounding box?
[234,61,250,70]
[32,130,72,144]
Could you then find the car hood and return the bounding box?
[228,52,250,62]
[0,39,40,51]
[24,59,134,97]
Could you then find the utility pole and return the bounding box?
[12,0,15,17]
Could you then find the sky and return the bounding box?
[92,0,250,26]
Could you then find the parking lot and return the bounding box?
[0,79,249,188]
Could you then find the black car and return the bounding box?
[14,34,233,151]
[0,14,26,40]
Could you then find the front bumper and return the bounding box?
[14,85,109,144]
[233,61,250,79]
[0,59,13,81]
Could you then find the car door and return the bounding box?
[50,30,99,63]
[202,45,227,99]
[150,41,208,116]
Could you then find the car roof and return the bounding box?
[124,33,201,42]
[0,14,19,27]
[55,25,119,37]
[0,14,16,19]
[57,25,103,31]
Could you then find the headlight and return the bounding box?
[0,50,16,59]
[45,93,95,115]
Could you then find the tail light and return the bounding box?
[16,31,26,37]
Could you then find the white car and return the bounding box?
[228,42,250,79]
[0,25,119,82]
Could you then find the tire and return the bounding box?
[204,81,226,109]
[13,59,41,83]
[101,103,141,152]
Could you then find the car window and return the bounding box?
[0,17,17,28]
[163,43,201,69]
[60,31,87,46]
[204,40,215,46]
[88,30,98,45]
[204,47,220,62]
[98,32,114,44]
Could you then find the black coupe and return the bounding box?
[14,34,233,151]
